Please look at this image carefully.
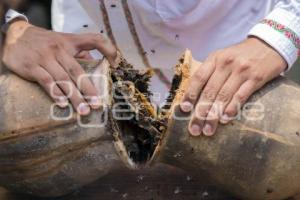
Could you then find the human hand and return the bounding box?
[2,20,117,115]
[180,38,287,136]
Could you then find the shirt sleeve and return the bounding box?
[248,0,300,70]
[5,9,28,24]
[1,9,28,34]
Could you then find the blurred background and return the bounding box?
[5,0,51,29]
[6,0,300,84]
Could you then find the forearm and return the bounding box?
[249,0,300,70]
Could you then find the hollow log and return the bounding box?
[0,51,299,199]
[152,51,300,200]
[0,59,134,197]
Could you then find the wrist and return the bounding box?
[244,37,287,75]
[4,18,30,33]
[248,37,287,71]
[2,9,29,34]
[4,20,32,45]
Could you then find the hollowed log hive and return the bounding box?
[0,51,299,200]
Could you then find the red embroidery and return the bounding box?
[261,19,300,57]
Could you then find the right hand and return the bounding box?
[2,20,117,115]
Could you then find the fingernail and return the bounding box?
[77,103,91,116]
[189,124,201,136]
[57,96,68,108]
[203,124,213,136]
[180,101,193,112]
[90,96,102,109]
[220,114,230,124]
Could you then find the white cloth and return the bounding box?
[5,1,300,69]
[52,0,272,65]
[50,0,298,105]
[5,0,300,104]
[5,9,28,24]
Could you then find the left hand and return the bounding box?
[180,37,287,137]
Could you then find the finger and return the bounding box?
[203,75,247,136]
[75,50,93,60]
[56,50,101,109]
[71,33,117,65]
[188,66,231,136]
[34,67,68,107]
[223,80,259,121]
[180,60,216,113]
[41,60,91,115]
[202,103,220,136]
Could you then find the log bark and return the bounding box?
[152,51,300,200]
[0,59,133,197]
